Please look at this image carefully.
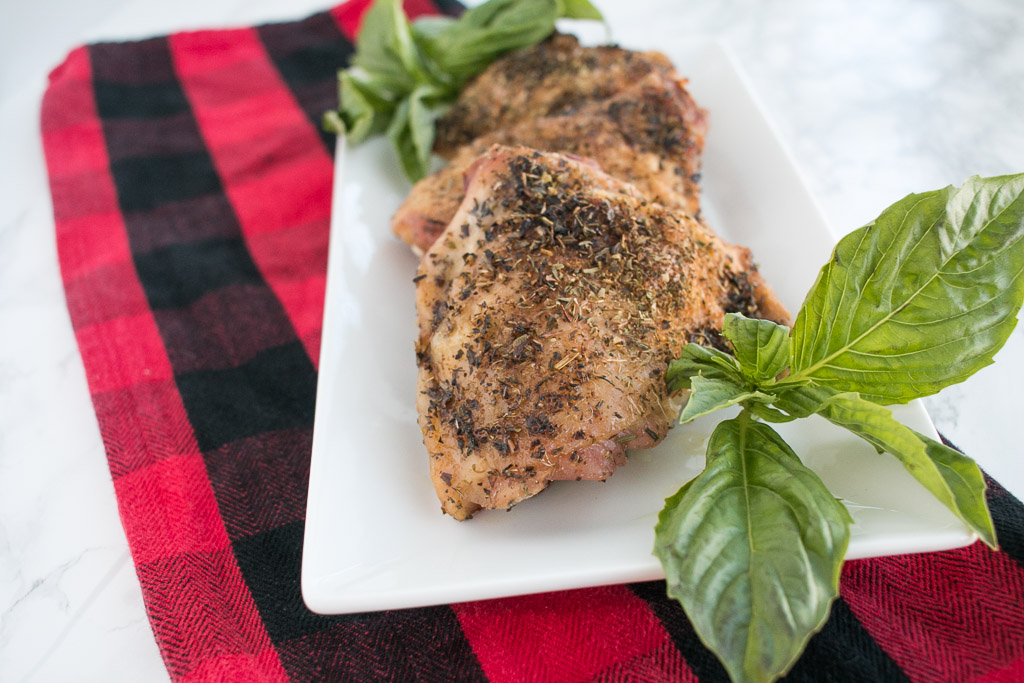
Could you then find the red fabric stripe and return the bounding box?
[94,379,198,479]
[454,585,693,682]
[115,453,230,565]
[181,649,285,683]
[56,212,131,281]
[47,166,121,223]
[76,313,175,393]
[842,543,1024,682]
[171,28,331,366]
[42,123,109,175]
[330,0,377,40]
[63,259,152,327]
[331,0,440,40]
[227,155,332,236]
[42,47,148,348]
[404,0,445,21]
[41,46,99,132]
[592,642,697,682]
[137,548,285,681]
[43,44,289,682]
[981,655,1024,682]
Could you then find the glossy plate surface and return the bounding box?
[301,39,974,615]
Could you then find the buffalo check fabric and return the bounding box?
[40,0,1024,680]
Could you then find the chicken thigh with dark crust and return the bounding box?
[415,147,789,519]
[394,72,708,252]
[433,34,679,157]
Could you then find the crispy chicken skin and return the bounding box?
[415,147,789,519]
[393,72,708,252]
[433,34,678,158]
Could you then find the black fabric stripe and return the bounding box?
[256,12,354,154]
[90,36,180,83]
[204,428,313,541]
[133,237,264,309]
[90,29,318,624]
[175,341,317,452]
[987,474,1024,568]
[781,599,910,682]
[433,0,467,17]
[232,521,342,642]
[88,36,487,682]
[91,39,313,451]
[256,2,465,156]
[939,435,1024,567]
[110,151,224,213]
[631,582,909,682]
[94,80,192,119]
[941,434,1024,568]
[281,608,487,683]
[629,581,729,681]
[235,521,486,681]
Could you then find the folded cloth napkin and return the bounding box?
[41,1,1024,680]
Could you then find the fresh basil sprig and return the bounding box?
[324,0,605,181]
[658,173,1024,683]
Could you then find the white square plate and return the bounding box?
[301,39,974,615]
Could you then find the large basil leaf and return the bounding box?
[774,384,997,547]
[654,414,851,683]
[790,174,1024,404]
[677,376,773,424]
[722,313,791,384]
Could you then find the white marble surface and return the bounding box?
[1,0,1022,679]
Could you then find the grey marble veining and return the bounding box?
[1,0,1023,679]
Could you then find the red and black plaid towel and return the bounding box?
[41,0,1024,680]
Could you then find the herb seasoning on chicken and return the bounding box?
[394,70,708,253]
[434,34,678,157]
[415,147,789,519]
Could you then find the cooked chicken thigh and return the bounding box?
[394,72,708,252]
[415,147,788,519]
[433,34,678,157]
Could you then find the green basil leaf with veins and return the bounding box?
[722,313,791,385]
[790,174,1024,404]
[654,413,851,683]
[666,343,744,392]
[677,376,773,424]
[774,383,997,548]
[386,86,439,182]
